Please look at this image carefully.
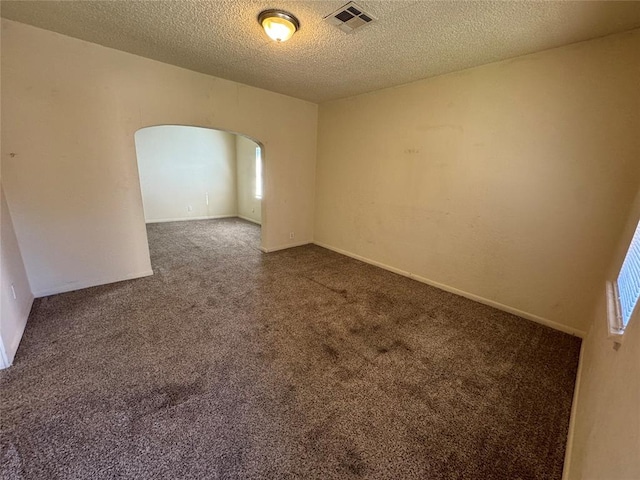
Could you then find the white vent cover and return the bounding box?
[324,2,376,33]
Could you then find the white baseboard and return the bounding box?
[237,215,262,225]
[33,270,154,298]
[146,214,236,224]
[562,340,586,480]
[314,241,586,338]
[261,240,311,253]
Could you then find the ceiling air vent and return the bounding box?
[325,2,376,33]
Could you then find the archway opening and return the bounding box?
[133,125,264,252]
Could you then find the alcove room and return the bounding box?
[1,2,639,480]
[134,125,264,272]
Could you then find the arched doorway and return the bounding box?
[133,125,265,252]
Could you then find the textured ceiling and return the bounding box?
[2,1,640,103]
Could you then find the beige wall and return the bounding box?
[1,11,639,474]
[565,189,640,480]
[1,19,317,297]
[315,29,640,334]
[135,126,237,223]
[0,186,33,368]
[236,135,262,225]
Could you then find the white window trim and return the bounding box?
[606,216,640,345]
[255,147,263,200]
[606,280,626,343]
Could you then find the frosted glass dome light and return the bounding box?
[258,10,300,42]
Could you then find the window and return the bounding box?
[607,218,640,339]
[255,147,262,199]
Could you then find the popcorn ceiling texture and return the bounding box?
[1,0,640,102]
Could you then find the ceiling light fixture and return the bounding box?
[258,9,300,42]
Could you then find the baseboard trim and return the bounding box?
[314,241,586,338]
[562,339,586,480]
[33,270,154,298]
[261,240,311,253]
[146,215,236,224]
[237,215,262,225]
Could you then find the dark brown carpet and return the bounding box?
[0,218,581,480]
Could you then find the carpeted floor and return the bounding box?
[0,218,581,479]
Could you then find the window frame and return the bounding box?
[606,281,626,342]
[255,146,263,200]
[606,218,640,343]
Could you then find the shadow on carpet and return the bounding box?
[0,218,581,479]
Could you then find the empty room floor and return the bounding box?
[0,218,581,479]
